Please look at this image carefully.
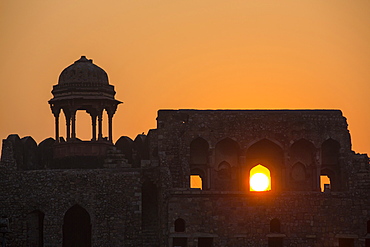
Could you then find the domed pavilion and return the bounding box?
[49,56,122,159]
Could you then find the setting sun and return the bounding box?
[250,173,269,191]
[250,165,271,191]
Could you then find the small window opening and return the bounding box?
[173,237,187,247]
[250,164,271,191]
[174,218,185,232]
[320,175,331,192]
[270,218,281,233]
[198,237,213,247]
[268,237,283,247]
[190,175,203,190]
[338,238,354,247]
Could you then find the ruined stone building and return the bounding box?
[1,56,370,247]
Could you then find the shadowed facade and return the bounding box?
[0,57,370,247]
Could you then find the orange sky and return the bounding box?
[1,1,370,154]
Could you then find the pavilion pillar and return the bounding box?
[52,108,61,142]
[91,114,97,141]
[98,112,103,140]
[71,111,76,139]
[55,114,59,142]
[66,115,71,141]
[108,114,113,142]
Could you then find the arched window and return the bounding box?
[189,138,209,190]
[63,205,91,247]
[290,162,311,191]
[249,165,271,192]
[190,168,205,190]
[291,162,306,182]
[270,218,281,233]
[289,139,316,191]
[174,218,186,232]
[217,161,231,180]
[320,168,334,192]
[321,139,342,191]
[246,139,283,191]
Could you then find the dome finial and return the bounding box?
[76,56,92,63]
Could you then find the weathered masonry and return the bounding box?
[1,56,370,247]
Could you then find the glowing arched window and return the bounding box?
[320,175,331,192]
[190,175,203,190]
[190,168,205,190]
[249,164,271,191]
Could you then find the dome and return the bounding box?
[58,56,109,85]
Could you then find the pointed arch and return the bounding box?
[289,139,316,191]
[217,161,231,180]
[190,137,209,165]
[245,139,283,191]
[291,162,306,182]
[63,205,91,247]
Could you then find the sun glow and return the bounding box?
[250,165,271,191]
[250,173,269,191]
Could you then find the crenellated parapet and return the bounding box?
[0,135,55,170]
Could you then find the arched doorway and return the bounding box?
[63,205,91,247]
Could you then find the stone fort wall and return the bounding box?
[0,109,369,246]
[0,167,143,246]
